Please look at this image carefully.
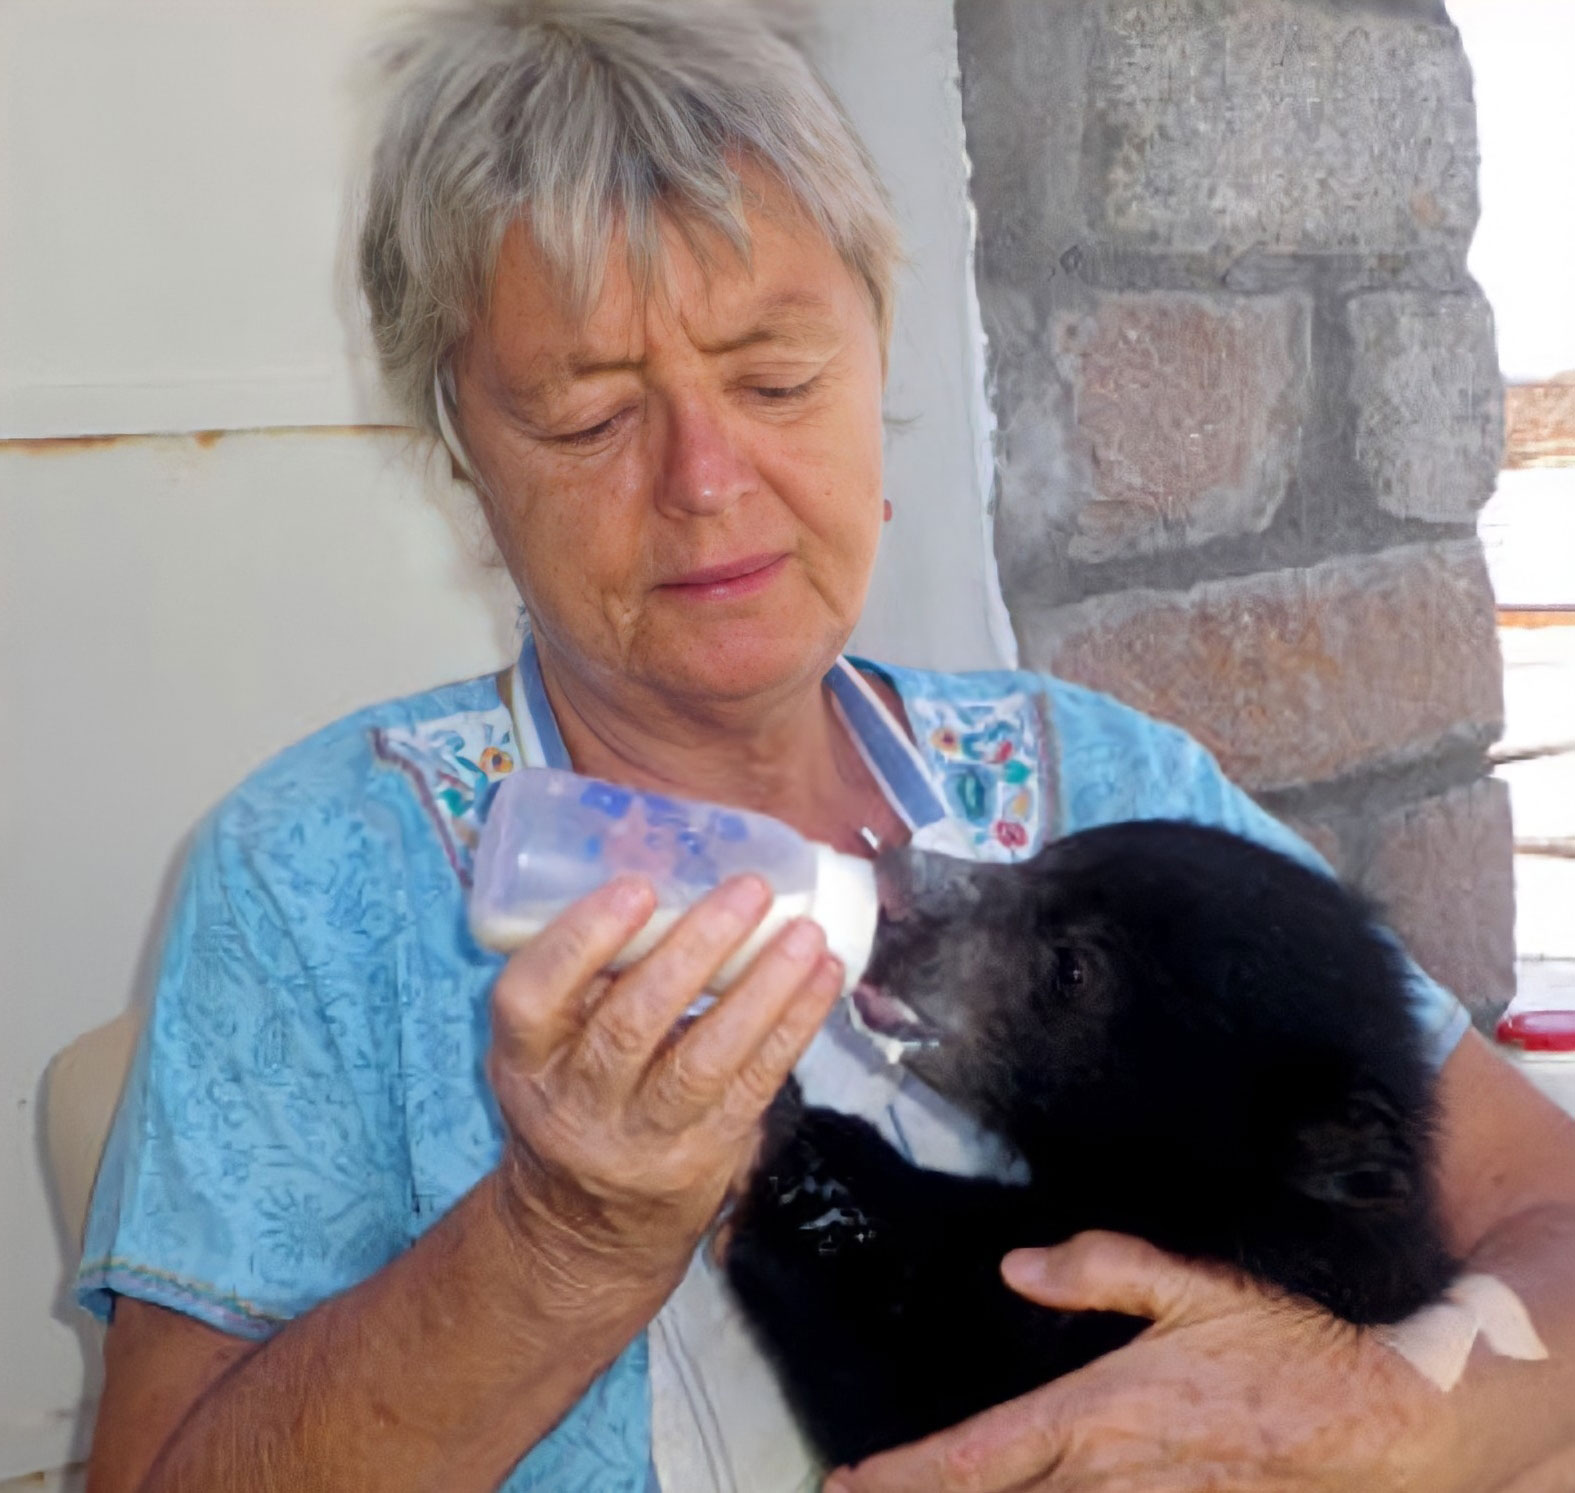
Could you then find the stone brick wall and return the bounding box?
[957,0,1513,1023]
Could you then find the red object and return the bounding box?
[1497,1008,1575,1053]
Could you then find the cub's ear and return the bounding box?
[1289,1090,1418,1210]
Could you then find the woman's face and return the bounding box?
[453,175,887,712]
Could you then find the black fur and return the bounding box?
[726,821,1457,1468]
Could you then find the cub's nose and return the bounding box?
[873,845,982,922]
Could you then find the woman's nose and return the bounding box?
[657,396,757,516]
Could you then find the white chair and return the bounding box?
[45,1011,142,1251]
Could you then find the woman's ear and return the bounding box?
[433,362,477,486]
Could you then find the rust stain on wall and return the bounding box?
[3,425,407,457]
[4,432,132,455]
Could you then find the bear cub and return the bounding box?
[725,820,1457,1468]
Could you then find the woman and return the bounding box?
[80,2,1575,1489]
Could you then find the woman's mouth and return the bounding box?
[660,553,789,601]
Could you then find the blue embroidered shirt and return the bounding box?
[78,657,1469,1489]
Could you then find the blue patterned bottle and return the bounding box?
[470,768,878,995]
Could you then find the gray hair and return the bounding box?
[357,0,902,438]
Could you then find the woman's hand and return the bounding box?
[486,873,843,1307]
[826,1231,1463,1493]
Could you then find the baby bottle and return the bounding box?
[470,768,879,995]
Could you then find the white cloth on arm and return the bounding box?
[1376,1273,1550,1392]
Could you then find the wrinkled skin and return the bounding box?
[726,821,1456,1468]
[828,1228,1452,1493]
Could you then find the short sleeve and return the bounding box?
[77,795,413,1338]
[1048,680,1471,1071]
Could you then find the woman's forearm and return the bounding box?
[141,1169,679,1493]
[1441,1203,1575,1493]
[140,880,838,1491]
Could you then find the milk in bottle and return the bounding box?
[469,768,879,995]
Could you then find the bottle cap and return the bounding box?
[808,844,880,997]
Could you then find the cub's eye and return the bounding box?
[1051,946,1086,991]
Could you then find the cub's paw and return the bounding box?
[754,1122,881,1256]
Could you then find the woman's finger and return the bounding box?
[639,919,834,1130]
[832,1239,1267,1493]
[1001,1231,1250,1327]
[721,951,844,1125]
[824,1378,1084,1493]
[828,1361,1193,1493]
[491,875,656,1070]
[565,875,773,1100]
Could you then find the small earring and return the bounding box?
[883,499,893,523]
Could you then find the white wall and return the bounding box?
[1451,0,1575,616]
[808,0,1013,671]
[1448,0,1575,991]
[0,0,1007,668]
[0,0,1000,1477]
[1449,0,1575,384]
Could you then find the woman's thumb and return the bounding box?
[1002,1230,1243,1325]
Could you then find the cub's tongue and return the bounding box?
[849,980,943,1061]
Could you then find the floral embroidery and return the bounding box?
[373,706,517,881]
[478,746,514,776]
[945,764,991,823]
[904,689,1048,861]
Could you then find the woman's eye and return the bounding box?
[553,408,630,447]
[747,377,818,403]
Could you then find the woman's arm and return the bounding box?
[91,1168,670,1493]
[89,1302,253,1493]
[1420,1032,1575,1487]
[89,873,843,1492]
[826,1033,1575,1493]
